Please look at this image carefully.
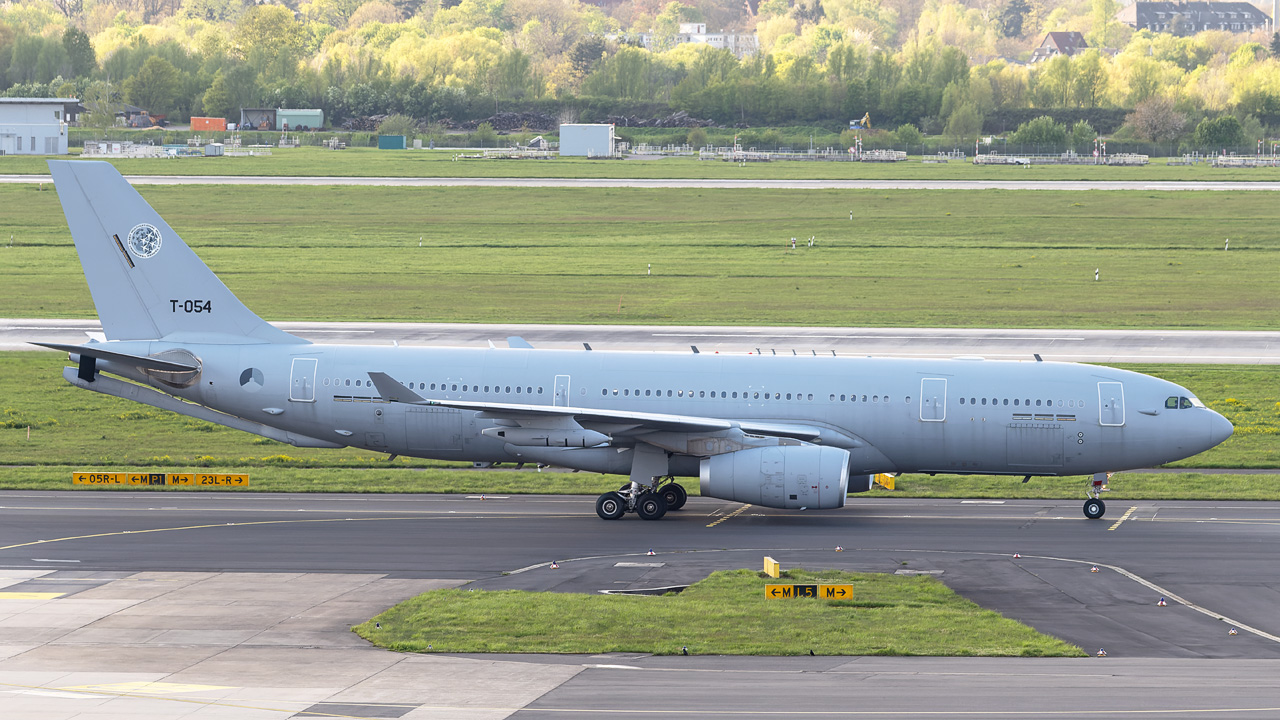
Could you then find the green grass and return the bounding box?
[2,352,1277,496]
[354,568,1083,656]
[3,183,1279,328]
[7,146,1280,181]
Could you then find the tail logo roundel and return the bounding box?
[127,223,163,258]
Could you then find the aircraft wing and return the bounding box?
[366,371,822,440]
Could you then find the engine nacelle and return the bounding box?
[699,445,850,510]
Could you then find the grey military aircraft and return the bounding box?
[40,160,1233,521]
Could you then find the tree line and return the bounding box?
[3,0,1280,149]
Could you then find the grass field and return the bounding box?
[354,568,1083,656]
[3,183,1278,328]
[6,147,1280,181]
[3,352,1276,497]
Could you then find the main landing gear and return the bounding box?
[595,476,687,520]
[1083,472,1111,520]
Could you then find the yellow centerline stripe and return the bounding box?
[1107,506,1138,531]
[707,504,752,528]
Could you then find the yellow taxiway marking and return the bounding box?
[707,504,752,528]
[59,681,236,695]
[1107,506,1138,531]
[0,592,63,600]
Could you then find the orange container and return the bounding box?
[190,117,226,132]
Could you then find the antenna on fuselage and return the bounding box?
[691,345,700,354]
[1034,354,1043,362]
[583,342,592,351]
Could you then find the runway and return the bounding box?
[7,318,1280,363]
[7,173,1280,191]
[2,491,1280,718]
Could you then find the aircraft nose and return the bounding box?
[1208,410,1234,448]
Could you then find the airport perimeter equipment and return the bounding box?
[559,124,616,157]
[0,98,75,155]
[277,108,323,131]
[378,135,407,150]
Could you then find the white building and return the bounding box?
[639,26,759,58]
[0,98,76,156]
[559,124,616,157]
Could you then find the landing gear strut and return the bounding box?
[596,476,685,520]
[1083,472,1109,520]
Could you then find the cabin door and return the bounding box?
[553,375,571,407]
[1098,382,1125,427]
[289,358,317,402]
[919,378,947,422]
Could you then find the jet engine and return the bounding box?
[699,445,850,510]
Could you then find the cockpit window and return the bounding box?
[1165,396,1179,409]
[1184,396,1204,408]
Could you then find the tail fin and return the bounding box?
[49,160,304,344]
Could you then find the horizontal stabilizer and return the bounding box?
[33,342,199,372]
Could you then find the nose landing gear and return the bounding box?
[1083,472,1111,519]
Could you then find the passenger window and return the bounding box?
[700,391,705,398]
[732,392,738,398]
[623,389,629,396]
[960,397,966,405]
[807,394,813,401]
[645,390,651,396]
[613,389,619,396]
[1036,400,1041,406]
[862,395,868,402]
[830,394,836,401]
[1180,397,1194,409]
[452,384,458,391]
[1003,399,1009,406]
[1013,399,1019,406]
[667,390,673,397]
[601,389,607,395]
[754,392,760,399]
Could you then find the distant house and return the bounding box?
[1114,1,1271,34]
[638,23,760,58]
[1030,32,1089,63]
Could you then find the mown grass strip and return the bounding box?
[354,568,1083,656]
[4,183,1279,328]
[8,147,1280,181]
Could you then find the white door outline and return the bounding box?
[553,375,571,407]
[1098,382,1125,427]
[920,378,947,422]
[289,358,318,403]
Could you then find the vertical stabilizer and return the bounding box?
[49,160,304,344]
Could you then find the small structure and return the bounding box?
[277,108,323,131]
[1030,32,1089,63]
[0,98,75,155]
[378,134,407,150]
[1114,1,1269,33]
[240,108,276,131]
[191,117,227,132]
[559,124,616,157]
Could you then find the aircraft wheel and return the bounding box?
[636,492,668,521]
[596,492,627,520]
[1083,498,1106,520]
[659,483,687,511]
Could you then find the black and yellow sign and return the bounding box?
[73,472,249,487]
[766,584,854,600]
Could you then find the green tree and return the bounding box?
[235,5,304,69]
[125,56,181,115]
[1068,120,1095,152]
[996,0,1028,38]
[1192,116,1244,149]
[81,80,121,131]
[378,113,417,137]
[1071,50,1109,108]
[893,123,923,146]
[1009,115,1067,148]
[944,103,983,144]
[686,126,708,148]
[472,120,497,146]
[201,70,234,119]
[61,27,95,78]
[1271,33,1280,57]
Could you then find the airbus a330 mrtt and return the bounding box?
[39,161,1234,520]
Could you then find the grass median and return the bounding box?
[4,183,1279,328]
[353,568,1084,656]
[7,147,1280,182]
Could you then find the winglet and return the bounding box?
[366,372,427,403]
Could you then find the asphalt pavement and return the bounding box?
[2,492,1280,718]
